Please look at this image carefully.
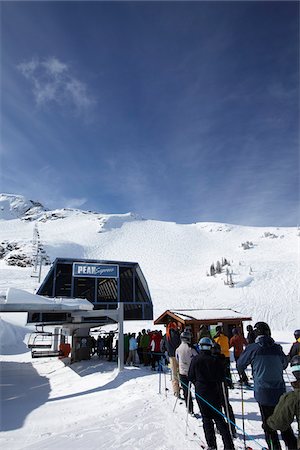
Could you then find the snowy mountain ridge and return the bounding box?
[0,193,299,331]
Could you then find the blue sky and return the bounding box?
[1,1,299,226]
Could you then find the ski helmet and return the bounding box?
[180,331,191,343]
[294,330,300,340]
[199,337,213,351]
[253,322,271,337]
[290,355,300,380]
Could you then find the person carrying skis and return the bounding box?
[165,320,181,396]
[175,330,198,414]
[188,337,235,450]
[214,326,233,389]
[229,328,249,385]
[237,321,296,450]
[267,355,300,449]
[288,329,300,361]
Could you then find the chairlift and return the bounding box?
[27,331,63,358]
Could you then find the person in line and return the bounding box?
[198,324,212,340]
[139,329,150,366]
[267,355,300,450]
[246,324,256,344]
[150,330,162,370]
[165,320,181,396]
[188,337,235,450]
[229,328,249,386]
[175,330,198,414]
[237,321,296,450]
[212,342,237,439]
[126,333,138,366]
[214,326,233,389]
[288,329,300,361]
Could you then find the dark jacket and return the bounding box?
[188,350,225,406]
[246,330,256,344]
[288,338,300,361]
[267,380,300,449]
[237,336,288,406]
[165,328,181,357]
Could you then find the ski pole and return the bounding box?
[222,382,234,440]
[173,393,179,412]
[185,381,192,436]
[241,381,247,450]
[158,363,162,394]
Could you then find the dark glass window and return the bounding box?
[124,303,143,320]
[97,278,117,302]
[135,276,149,302]
[120,267,133,301]
[38,271,54,297]
[54,263,72,297]
[74,277,95,302]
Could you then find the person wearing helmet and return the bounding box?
[214,326,233,389]
[288,330,300,362]
[267,355,299,449]
[175,330,198,413]
[237,322,295,450]
[188,337,235,449]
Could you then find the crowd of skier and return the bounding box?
[91,323,299,450]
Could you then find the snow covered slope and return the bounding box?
[0,193,299,331]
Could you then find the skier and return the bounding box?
[288,329,300,361]
[237,321,295,450]
[214,326,233,389]
[150,330,162,370]
[188,337,235,450]
[267,355,300,450]
[139,329,150,366]
[175,330,198,414]
[246,324,256,344]
[212,342,237,439]
[165,320,181,396]
[229,328,249,385]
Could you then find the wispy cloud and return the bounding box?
[17,57,95,114]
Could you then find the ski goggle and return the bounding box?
[291,364,300,372]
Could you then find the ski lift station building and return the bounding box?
[1,258,153,368]
[154,309,252,339]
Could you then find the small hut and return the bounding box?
[154,309,252,341]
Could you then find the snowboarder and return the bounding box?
[267,355,300,450]
[175,330,198,414]
[188,337,235,450]
[237,322,295,450]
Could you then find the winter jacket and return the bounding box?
[214,333,230,358]
[267,380,300,449]
[175,342,198,376]
[237,336,288,406]
[165,326,181,357]
[247,330,256,344]
[139,333,150,349]
[150,333,162,353]
[129,337,138,351]
[229,334,247,358]
[288,338,300,361]
[188,350,225,406]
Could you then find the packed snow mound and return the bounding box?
[0,193,46,221]
[0,318,29,355]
